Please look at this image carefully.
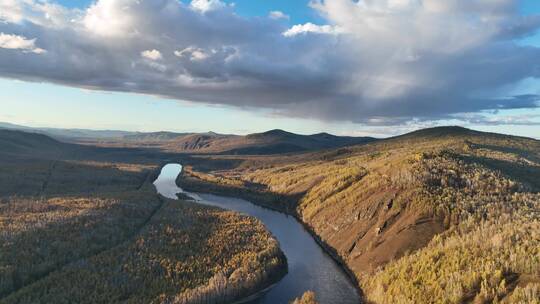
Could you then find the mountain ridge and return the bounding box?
[0,122,376,155]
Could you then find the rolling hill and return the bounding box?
[0,129,70,158]
[158,129,376,155]
[0,122,134,140]
[178,126,540,303]
[1,122,376,155]
[4,125,539,303]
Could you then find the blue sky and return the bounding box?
[1,0,540,138]
[0,78,343,135]
[56,0,322,23]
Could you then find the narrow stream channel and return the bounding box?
[154,163,361,304]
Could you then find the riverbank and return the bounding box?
[152,164,289,304]
[177,166,364,302]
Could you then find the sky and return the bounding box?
[1,0,540,138]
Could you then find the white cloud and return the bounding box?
[269,11,289,20]
[0,0,25,23]
[175,46,209,61]
[0,0,73,27]
[190,0,225,13]
[301,0,540,116]
[141,49,162,60]
[0,32,45,54]
[83,0,137,37]
[283,22,344,37]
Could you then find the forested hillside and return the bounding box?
[179,127,540,303]
[0,130,286,303]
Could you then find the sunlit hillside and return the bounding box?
[179,127,540,303]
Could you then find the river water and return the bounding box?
[154,163,361,304]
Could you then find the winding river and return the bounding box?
[154,163,361,304]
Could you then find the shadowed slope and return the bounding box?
[0,130,287,303]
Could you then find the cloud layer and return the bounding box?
[0,0,539,125]
[0,32,45,53]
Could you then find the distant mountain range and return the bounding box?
[0,122,134,140]
[153,129,376,155]
[0,122,376,155]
